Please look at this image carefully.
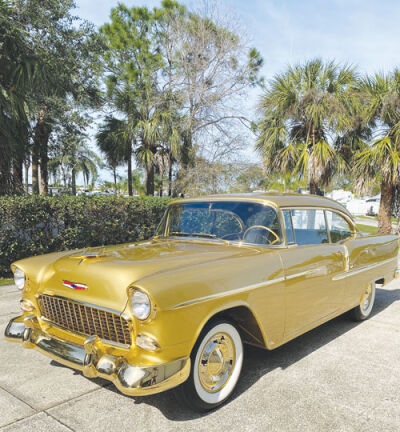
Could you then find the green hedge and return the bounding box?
[0,195,172,277]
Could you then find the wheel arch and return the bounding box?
[189,302,268,353]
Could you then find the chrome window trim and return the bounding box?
[279,206,357,246]
[159,201,286,249]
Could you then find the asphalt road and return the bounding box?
[1,278,400,432]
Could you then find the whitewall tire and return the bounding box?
[351,282,376,321]
[176,320,243,411]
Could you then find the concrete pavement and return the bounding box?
[1,280,400,432]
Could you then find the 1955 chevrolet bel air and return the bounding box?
[5,193,400,411]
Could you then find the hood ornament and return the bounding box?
[69,249,109,265]
[63,280,88,290]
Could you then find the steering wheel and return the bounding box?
[242,225,280,245]
[221,232,242,240]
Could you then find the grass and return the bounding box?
[357,215,377,220]
[357,224,378,234]
[0,279,13,286]
[357,215,397,222]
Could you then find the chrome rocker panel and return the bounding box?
[4,316,190,396]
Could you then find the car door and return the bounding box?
[279,208,346,338]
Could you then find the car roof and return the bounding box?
[171,192,353,219]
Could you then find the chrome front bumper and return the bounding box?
[4,316,190,396]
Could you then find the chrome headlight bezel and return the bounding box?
[129,288,152,321]
[13,267,25,290]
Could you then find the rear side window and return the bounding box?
[290,209,328,245]
[326,211,353,243]
[282,210,295,243]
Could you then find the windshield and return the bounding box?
[156,201,282,246]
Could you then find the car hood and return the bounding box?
[20,239,260,312]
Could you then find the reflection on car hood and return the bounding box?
[28,238,260,311]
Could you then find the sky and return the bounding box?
[74,0,400,184]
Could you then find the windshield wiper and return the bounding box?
[168,231,217,239]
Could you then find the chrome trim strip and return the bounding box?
[172,276,285,309]
[332,257,397,281]
[286,269,316,280]
[172,256,396,309]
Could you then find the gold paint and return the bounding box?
[5,193,399,396]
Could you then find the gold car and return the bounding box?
[5,193,399,411]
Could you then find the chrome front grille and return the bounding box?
[38,294,131,346]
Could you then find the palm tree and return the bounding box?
[354,71,400,233]
[96,116,132,195]
[0,1,38,195]
[256,59,356,194]
[49,136,99,195]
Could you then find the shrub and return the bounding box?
[0,195,172,277]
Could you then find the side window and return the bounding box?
[291,209,328,245]
[282,210,295,243]
[326,211,353,243]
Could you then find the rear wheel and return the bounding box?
[351,282,376,321]
[176,320,243,412]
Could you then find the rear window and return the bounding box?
[326,211,353,243]
[290,209,329,245]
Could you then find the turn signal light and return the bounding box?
[136,334,160,352]
[20,300,35,312]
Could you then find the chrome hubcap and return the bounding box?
[198,332,235,393]
[361,284,373,313]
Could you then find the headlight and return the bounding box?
[130,290,151,320]
[14,268,25,290]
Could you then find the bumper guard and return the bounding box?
[5,315,190,396]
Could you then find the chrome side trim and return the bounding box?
[285,267,328,280]
[172,276,285,309]
[332,257,397,281]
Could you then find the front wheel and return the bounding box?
[350,282,376,321]
[176,320,243,412]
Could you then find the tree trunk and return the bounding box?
[71,167,76,196]
[168,159,173,197]
[127,153,133,196]
[309,179,318,195]
[39,138,49,195]
[24,158,30,194]
[378,178,393,234]
[181,131,192,171]
[145,161,154,196]
[32,111,51,195]
[0,141,12,195]
[159,177,163,197]
[32,139,40,195]
[113,168,117,195]
[12,158,24,194]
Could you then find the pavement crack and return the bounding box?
[0,412,40,430]
[0,384,38,413]
[43,382,112,411]
[44,411,76,432]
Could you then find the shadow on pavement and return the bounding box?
[52,287,400,421]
